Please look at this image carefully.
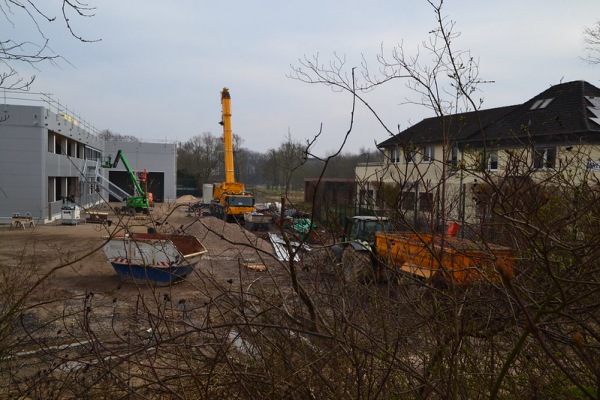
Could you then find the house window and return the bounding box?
[476,202,493,220]
[359,188,374,206]
[390,148,400,164]
[533,147,556,169]
[449,146,458,166]
[419,192,433,212]
[404,147,418,163]
[530,98,554,110]
[401,191,416,211]
[423,146,435,163]
[487,151,498,171]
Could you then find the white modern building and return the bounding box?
[0,96,176,224]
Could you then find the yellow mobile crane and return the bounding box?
[209,88,255,222]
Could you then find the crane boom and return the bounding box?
[221,88,235,184]
[209,87,254,222]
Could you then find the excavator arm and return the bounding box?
[111,150,146,197]
[102,149,152,215]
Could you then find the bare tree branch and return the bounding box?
[0,0,99,90]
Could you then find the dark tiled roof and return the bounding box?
[377,106,517,148]
[467,80,600,145]
[378,80,600,149]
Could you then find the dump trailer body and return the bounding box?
[374,232,515,285]
[103,232,207,286]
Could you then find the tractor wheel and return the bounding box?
[340,246,374,285]
[127,207,136,216]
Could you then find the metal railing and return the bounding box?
[2,89,101,136]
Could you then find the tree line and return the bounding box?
[176,131,382,193]
[4,1,600,398]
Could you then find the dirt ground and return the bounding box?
[0,197,316,342]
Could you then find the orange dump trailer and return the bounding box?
[374,232,515,285]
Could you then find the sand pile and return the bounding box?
[176,195,200,203]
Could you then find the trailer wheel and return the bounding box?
[430,272,448,290]
[340,246,373,285]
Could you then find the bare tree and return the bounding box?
[262,133,307,191]
[3,1,600,399]
[97,129,139,143]
[1,1,98,90]
[584,20,600,64]
[177,132,223,189]
[288,1,600,398]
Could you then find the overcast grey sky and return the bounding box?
[6,1,600,156]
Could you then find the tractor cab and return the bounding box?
[346,215,393,245]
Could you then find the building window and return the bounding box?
[55,136,62,154]
[423,146,435,163]
[533,147,556,169]
[448,146,458,167]
[359,188,374,207]
[401,191,416,211]
[419,192,433,212]
[390,148,400,164]
[404,147,418,164]
[530,98,554,110]
[476,202,493,219]
[48,132,55,153]
[487,151,498,171]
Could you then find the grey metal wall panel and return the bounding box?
[0,114,45,218]
[0,104,178,222]
[103,141,176,202]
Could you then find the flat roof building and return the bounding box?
[0,98,176,223]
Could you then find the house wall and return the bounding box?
[459,144,600,184]
[374,144,466,223]
[369,143,600,226]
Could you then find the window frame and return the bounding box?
[401,191,416,211]
[419,192,434,212]
[533,147,557,170]
[448,146,459,167]
[423,145,435,163]
[404,147,418,164]
[390,148,400,164]
[487,151,498,171]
